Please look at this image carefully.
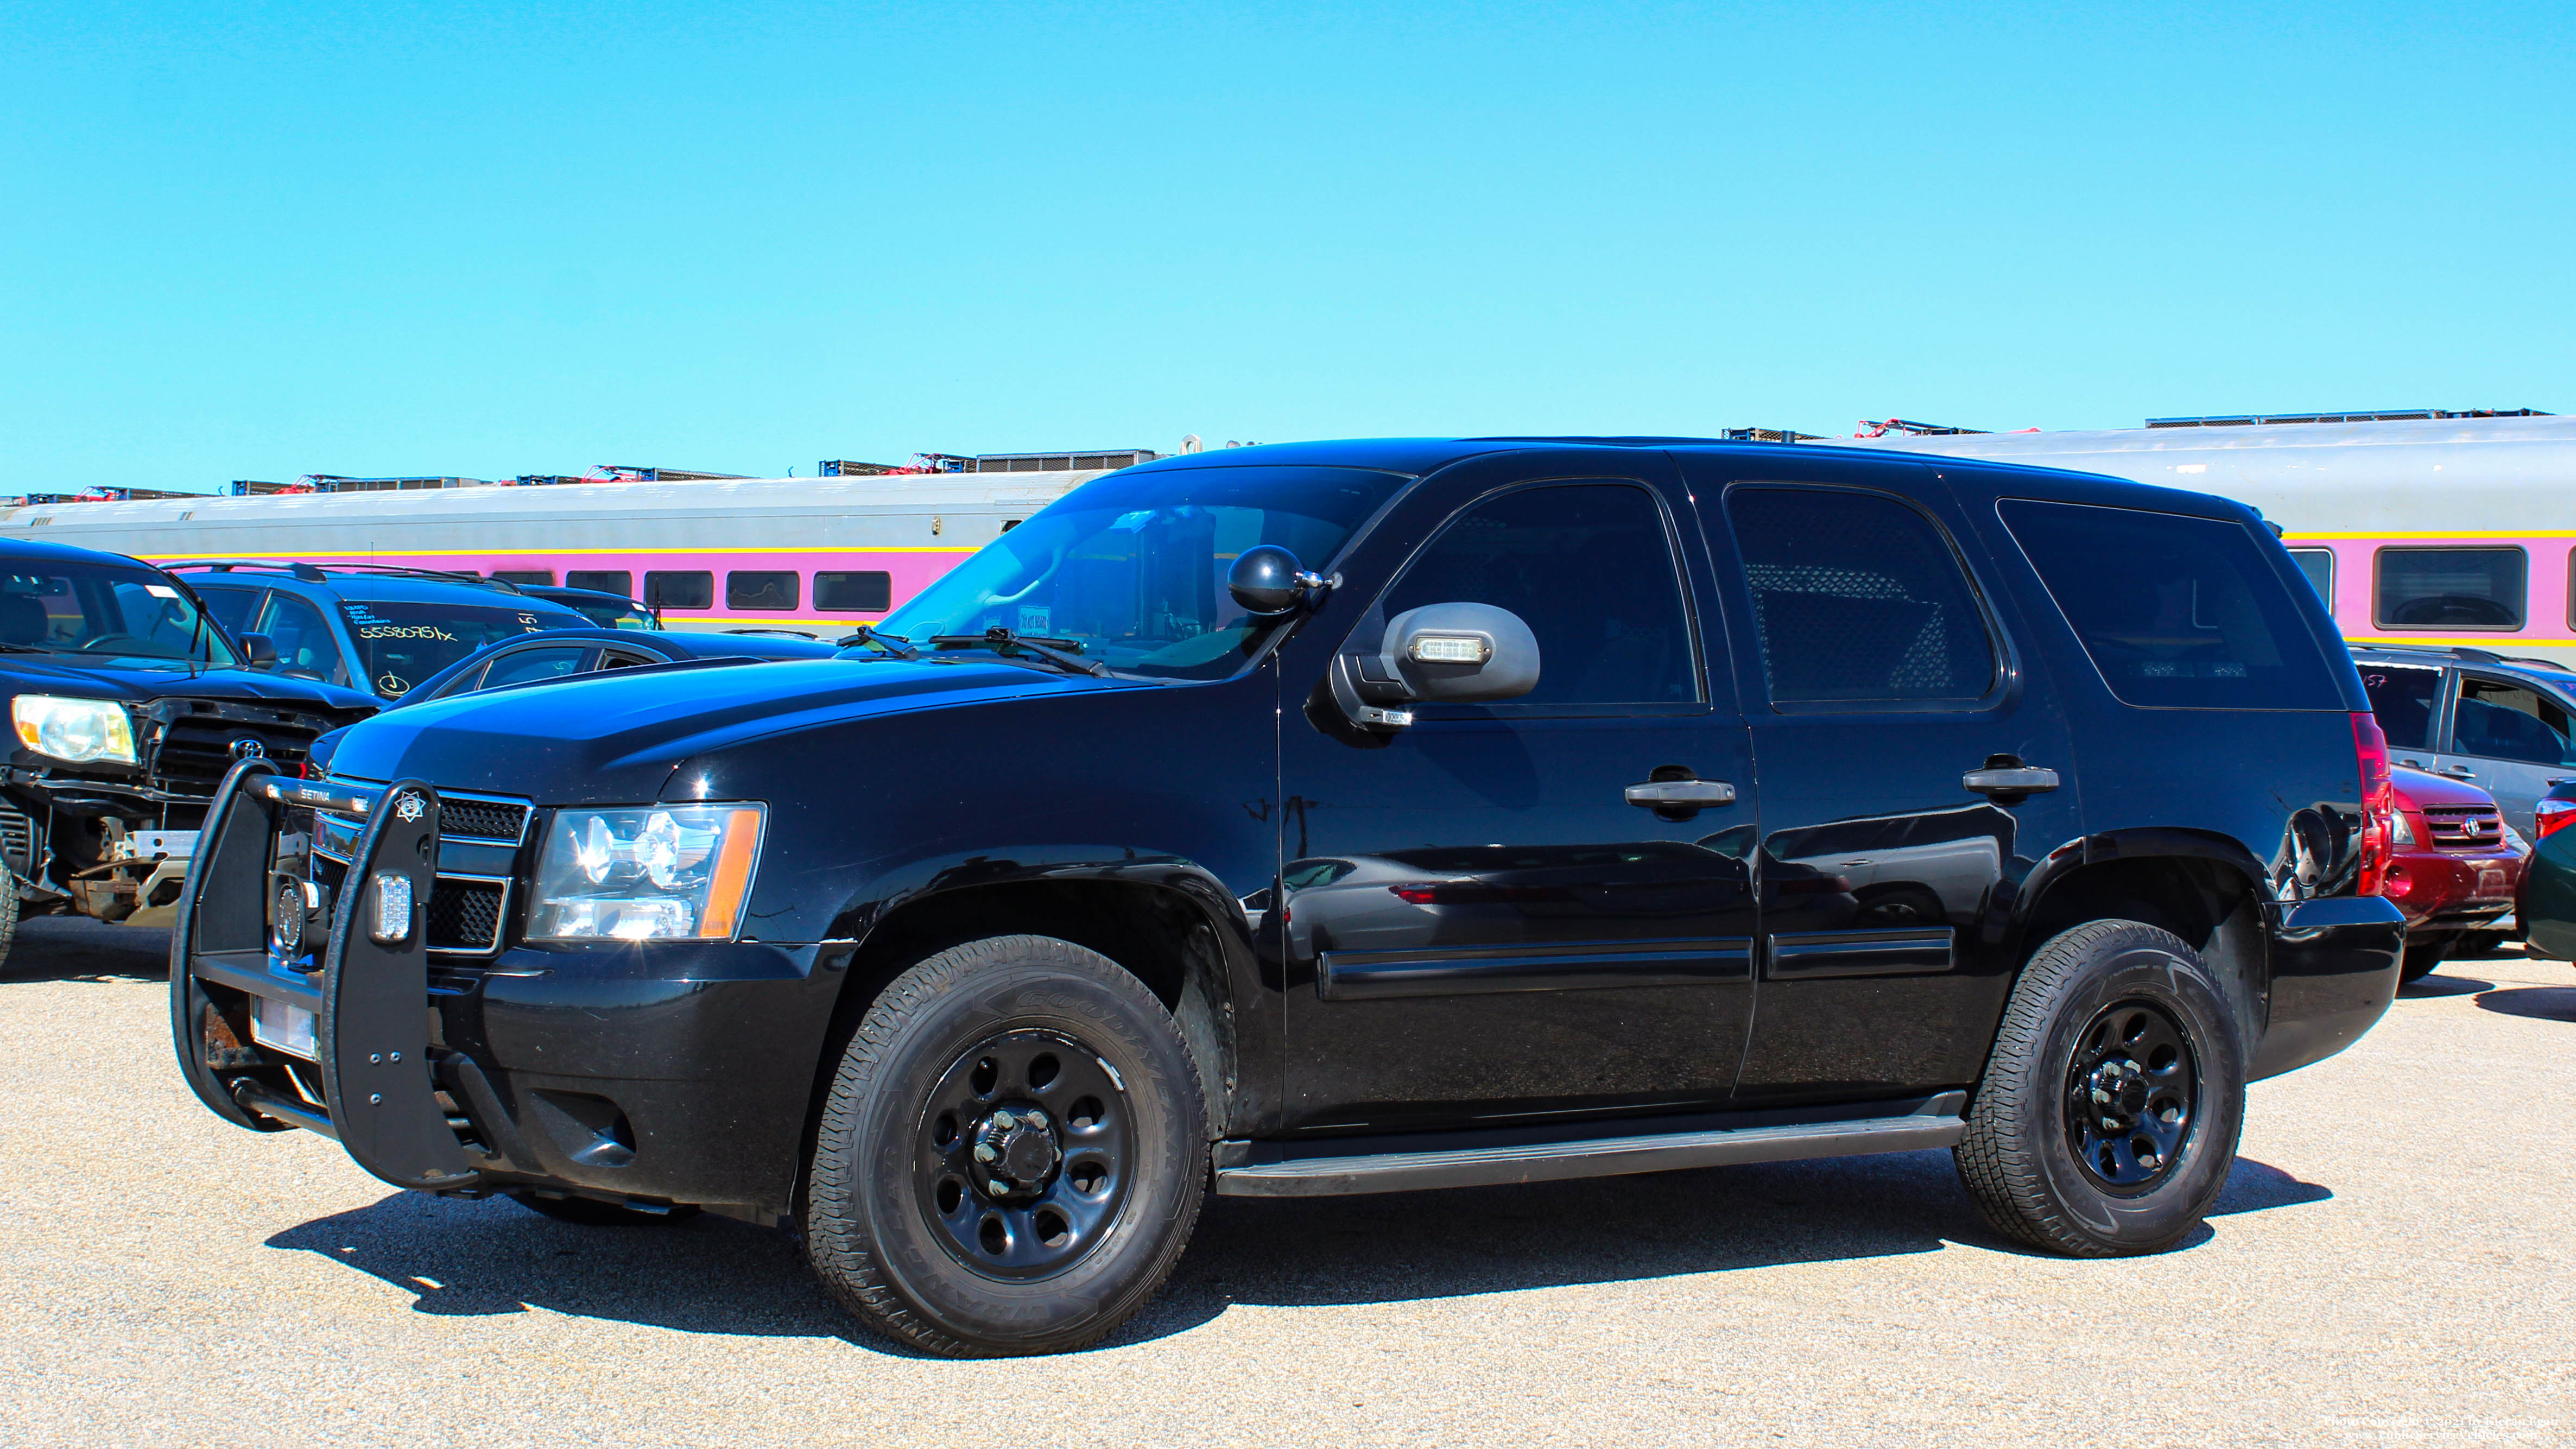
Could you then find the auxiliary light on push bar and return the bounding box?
[370,872,414,945]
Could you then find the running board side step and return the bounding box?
[1213,1092,1967,1198]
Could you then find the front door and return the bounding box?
[2435,670,2576,837]
[1277,454,1759,1135]
[1681,456,2083,1108]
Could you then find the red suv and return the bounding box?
[2385,765,2528,980]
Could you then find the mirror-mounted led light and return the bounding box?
[370,872,413,945]
[1408,634,1492,666]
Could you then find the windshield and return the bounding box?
[337,599,587,698]
[0,561,239,667]
[879,465,1409,680]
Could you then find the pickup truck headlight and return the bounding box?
[11,695,138,765]
[529,803,764,941]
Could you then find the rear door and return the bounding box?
[2357,660,2449,772]
[1679,453,2082,1108]
[2435,670,2576,836]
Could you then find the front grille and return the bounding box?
[438,798,530,843]
[147,700,362,795]
[427,878,506,953]
[2420,806,2504,850]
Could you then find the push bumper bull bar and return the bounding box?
[169,759,486,1191]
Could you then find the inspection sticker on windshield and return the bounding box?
[144,584,180,598]
[1018,606,1052,635]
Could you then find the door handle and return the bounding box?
[2439,765,2477,780]
[1963,765,2060,798]
[1625,780,1737,807]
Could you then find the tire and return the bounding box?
[0,883,18,975]
[803,934,1207,1357]
[508,1191,701,1226]
[1954,919,2245,1257]
[2400,933,2454,984]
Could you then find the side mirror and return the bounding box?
[1328,602,1541,732]
[237,632,279,670]
[1381,603,1540,703]
[1228,545,1330,617]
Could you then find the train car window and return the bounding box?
[2374,547,2525,630]
[644,572,713,610]
[489,570,555,586]
[2286,548,2334,604]
[2359,665,2442,751]
[1729,485,1992,707]
[567,570,632,596]
[815,571,893,613]
[726,571,800,611]
[2001,499,2340,710]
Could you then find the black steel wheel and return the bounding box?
[1955,918,2245,1257]
[2063,1000,2198,1194]
[804,934,1206,1357]
[916,1029,1133,1279]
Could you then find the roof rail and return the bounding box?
[160,559,523,594]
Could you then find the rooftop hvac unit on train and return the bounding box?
[300,475,497,492]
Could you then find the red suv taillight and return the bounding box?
[2353,712,2395,895]
[2537,799,2576,839]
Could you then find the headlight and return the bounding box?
[2499,819,2528,853]
[529,803,764,941]
[11,695,137,764]
[2389,810,2415,847]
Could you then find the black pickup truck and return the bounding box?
[0,539,376,964]
[172,438,2404,1357]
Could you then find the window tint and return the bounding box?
[2287,548,2334,604]
[258,593,350,687]
[1381,482,1694,706]
[726,571,799,611]
[1727,486,1996,705]
[2376,547,2525,630]
[194,585,260,632]
[474,646,589,693]
[644,571,713,610]
[815,571,893,613]
[566,570,632,596]
[489,570,555,586]
[2451,677,2576,767]
[2002,499,2340,710]
[2359,665,2442,751]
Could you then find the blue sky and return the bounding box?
[3,2,2569,492]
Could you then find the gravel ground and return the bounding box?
[3,915,2569,1448]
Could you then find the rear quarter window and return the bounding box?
[1999,498,2343,710]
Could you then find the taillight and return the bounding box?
[2353,712,2395,896]
[2537,799,2576,839]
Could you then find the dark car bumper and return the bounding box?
[171,762,842,1219]
[431,941,844,1216]
[2251,895,2406,1081]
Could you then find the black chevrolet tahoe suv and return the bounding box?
[0,539,376,965]
[171,438,2405,1356]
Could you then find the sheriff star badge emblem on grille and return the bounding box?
[394,792,427,823]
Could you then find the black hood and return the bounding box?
[0,651,379,712]
[322,656,1134,802]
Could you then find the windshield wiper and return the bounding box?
[0,641,60,654]
[835,625,920,660]
[928,627,1109,678]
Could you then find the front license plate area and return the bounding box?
[249,996,318,1060]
